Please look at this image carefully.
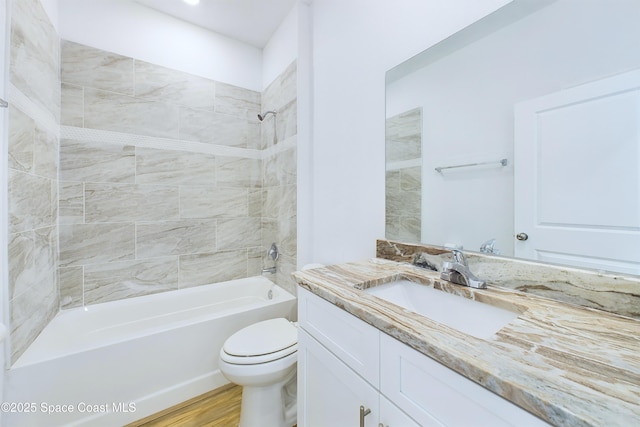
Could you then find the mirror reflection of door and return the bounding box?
[515,69,640,275]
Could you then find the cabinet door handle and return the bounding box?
[360,405,371,427]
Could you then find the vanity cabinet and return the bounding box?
[298,288,550,427]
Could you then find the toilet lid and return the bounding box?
[223,318,297,358]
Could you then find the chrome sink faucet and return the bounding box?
[440,249,487,289]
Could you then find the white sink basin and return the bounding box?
[364,280,518,339]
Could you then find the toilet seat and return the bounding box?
[221,318,297,365]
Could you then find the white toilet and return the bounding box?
[219,317,298,427]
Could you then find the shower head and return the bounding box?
[257,110,277,121]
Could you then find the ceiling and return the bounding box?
[135,0,297,48]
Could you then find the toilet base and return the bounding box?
[238,370,296,427]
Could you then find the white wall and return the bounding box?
[40,0,59,31]
[262,3,298,90]
[58,0,263,91]
[306,0,511,265]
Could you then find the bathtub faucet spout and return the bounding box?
[262,266,276,275]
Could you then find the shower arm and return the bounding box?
[257,110,277,121]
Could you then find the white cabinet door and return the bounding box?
[298,329,379,427]
[379,395,421,427]
[514,69,640,274]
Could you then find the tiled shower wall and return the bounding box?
[261,62,297,291]
[8,0,60,363]
[59,41,298,307]
[385,108,422,242]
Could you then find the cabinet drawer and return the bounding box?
[298,287,380,385]
[380,334,551,427]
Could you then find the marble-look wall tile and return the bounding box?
[61,40,134,96]
[136,220,217,258]
[135,147,216,185]
[9,0,60,364]
[10,278,58,363]
[217,157,262,188]
[179,108,248,147]
[385,188,421,217]
[60,139,135,183]
[386,108,422,243]
[217,218,261,251]
[8,169,53,234]
[9,226,58,361]
[61,83,84,127]
[263,184,296,220]
[278,215,297,258]
[59,182,84,224]
[269,99,297,146]
[180,187,248,219]
[134,60,215,110]
[53,49,299,308]
[32,225,58,294]
[260,61,298,291]
[8,231,35,299]
[386,216,421,243]
[264,144,297,187]
[34,126,59,180]
[10,0,60,121]
[83,258,179,305]
[59,223,135,267]
[59,267,84,308]
[386,170,400,194]
[247,122,262,150]
[262,61,297,115]
[386,165,421,243]
[84,88,180,139]
[274,253,297,296]
[386,108,422,163]
[261,218,278,248]
[50,179,58,222]
[85,183,179,223]
[248,247,264,277]
[179,250,248,288]
[262,217,296,263]
[385,216,401,242]
[248,189,262,218]
[8,106,35,172]
[215,81,261,120]
[401,166,421,191]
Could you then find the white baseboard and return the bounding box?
[69,370,229,427]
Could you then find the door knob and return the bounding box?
[516,232,528,241]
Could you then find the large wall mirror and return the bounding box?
[385,0,640,276]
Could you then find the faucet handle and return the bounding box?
[451,249,467,266]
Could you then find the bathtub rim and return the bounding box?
[12,275,296,369]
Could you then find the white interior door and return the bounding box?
[514,69,640,275]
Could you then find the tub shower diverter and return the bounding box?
[364,280,519,339]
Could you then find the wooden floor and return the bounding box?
[126,384,243,427]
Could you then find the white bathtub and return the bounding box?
[5,276,296,427]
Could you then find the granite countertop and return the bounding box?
[292,258,640,427]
